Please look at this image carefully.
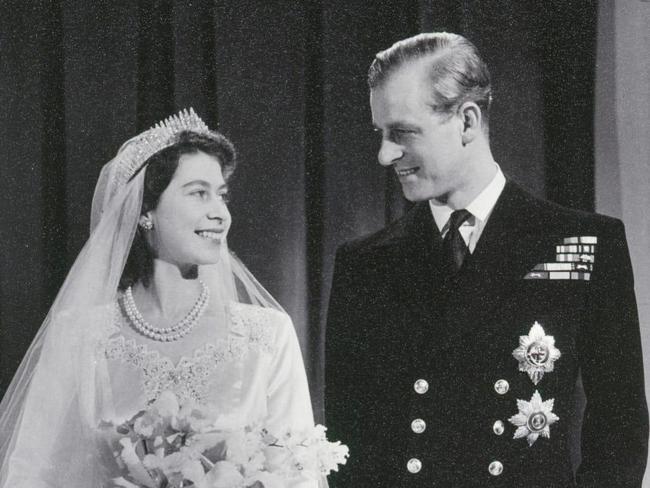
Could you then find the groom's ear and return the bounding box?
[458,101,482,146]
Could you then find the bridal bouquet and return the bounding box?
[102,391,348,488]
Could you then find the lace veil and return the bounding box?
[0,110,288,487]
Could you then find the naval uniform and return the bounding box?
[325,176,648,487]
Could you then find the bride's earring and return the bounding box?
[139,218,153,231]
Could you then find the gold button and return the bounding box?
[411,418,426,434]
[494,379,509,395]
[407,458,422,474]
[488,460,503,476]
[414,379,429,394]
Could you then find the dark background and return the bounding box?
[0,0,598,422]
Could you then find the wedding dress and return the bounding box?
[0,110,319,488]
[102,300,312,429]
[2,300,315,487]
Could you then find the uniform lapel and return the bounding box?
[440,182,542,343]
[381,202,443,308]
[369,183,542,358]
[360,203,439,361]
[370,203,448,376]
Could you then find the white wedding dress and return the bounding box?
[0,110,322,488]
[1,299,316,487]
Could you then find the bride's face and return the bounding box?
[142,151,231,269]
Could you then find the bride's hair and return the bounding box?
[119,129,237,290]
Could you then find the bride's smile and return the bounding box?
[142,150,232,269]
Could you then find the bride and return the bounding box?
[0,109,321,487]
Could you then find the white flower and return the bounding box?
[223,427,266,473]
[133,410,163,438]
[246,470,285,488]
[508,390,559,446]
[117,438,157,488]
[173,400,219,433]
[180,459,207,486]
[153,390,181,418]
[311,424,327,441]
[264,424,349,479]
[110,476,141,488]
[108,394,349,487]
[204,461,245,488]
[317,440,349,473]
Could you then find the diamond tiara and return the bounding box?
[114,108,211,186]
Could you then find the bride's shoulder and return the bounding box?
[228,302,290,328]
[228,302,293,347]
[48,303,118,345]
[53,302,116,324]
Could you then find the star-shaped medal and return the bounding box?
[508,390,559,446]
[512,321,561,385]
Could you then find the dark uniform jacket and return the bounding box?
[325,180,648,487]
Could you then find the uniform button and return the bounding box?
[488,460,503,476]
[411,418,426,434]
[494,379,509,395]
[493,420,505,435]
[414,379,429,394]
[407,458,422,474]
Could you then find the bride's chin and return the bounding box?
[196,254,224,267]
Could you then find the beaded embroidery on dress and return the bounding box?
[102,301,277,405]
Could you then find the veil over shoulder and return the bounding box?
[0,110,320,487]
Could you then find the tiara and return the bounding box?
[114,108,211,186]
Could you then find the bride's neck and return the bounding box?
[133,259,202,318]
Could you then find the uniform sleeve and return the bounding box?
[324,245,363,488]
[576,220,649,487]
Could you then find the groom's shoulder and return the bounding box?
[335,202,428,260]
[502,179,621,230]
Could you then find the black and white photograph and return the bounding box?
[1,1,649,487]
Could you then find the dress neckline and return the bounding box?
[104,300,276,368]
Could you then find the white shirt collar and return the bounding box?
[429,163,506,232]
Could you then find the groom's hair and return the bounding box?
[368,32,492,130]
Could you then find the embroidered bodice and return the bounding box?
[2,300,316,488]
[102,301,275,405]
[93,299,315,435]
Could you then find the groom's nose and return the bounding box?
[378,139,403,166]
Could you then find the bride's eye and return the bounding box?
[218,192,230,203]
[190,189,208,199]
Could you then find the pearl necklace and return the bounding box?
[124,280,209,342]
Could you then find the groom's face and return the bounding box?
[370,59,466,203]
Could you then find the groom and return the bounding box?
[325,32,648,487]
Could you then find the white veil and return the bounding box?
[0,113,289,487]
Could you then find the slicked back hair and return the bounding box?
[368,32,492,129]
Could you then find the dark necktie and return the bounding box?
[442,209,472,274]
